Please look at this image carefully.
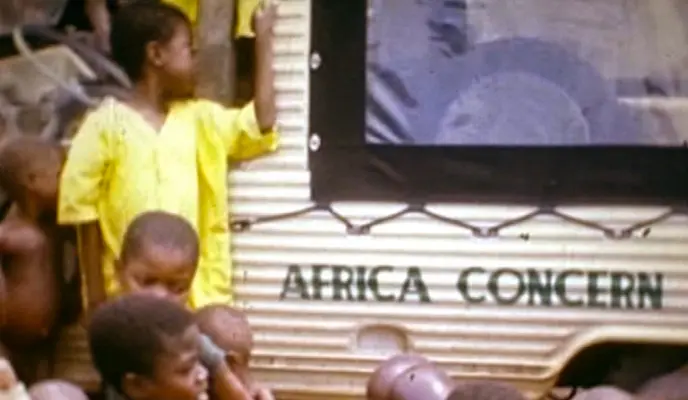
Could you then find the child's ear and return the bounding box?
[146,41,166,67]
[122,372,153,400]
[24,172,40,194]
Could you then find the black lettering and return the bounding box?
[355,266,367,301]
[587,271,608,308]
[488,269,525,305]
[369,266,395,302]
[399,267,431,303]
[554,270,583,307]
[332,266,354,301]
[526,269,553,306]
[610,272,635,309]
[280,265,310,300]
[638,273,663,309]
[456,267,486,304]
[311,265,330,300]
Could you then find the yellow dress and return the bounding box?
[235,0,261,37]
[162,0,261,38]
[161,0,198,25]
[58,97,278,308]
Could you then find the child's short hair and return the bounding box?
[88,294,195,392]
[28,380,89,400]
[446,381,526,400]
[120,211,199,264]
[196,305,253,360]
[110,0,191,81]
[0,137,63,197]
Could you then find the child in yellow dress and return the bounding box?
[58,0,278,312]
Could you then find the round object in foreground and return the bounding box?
[367,354,430,400]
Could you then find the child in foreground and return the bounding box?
[88,294,210,400]
[0,137,77,383]
[196,305,274,400]
[58,0,279,313]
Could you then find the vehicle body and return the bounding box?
[2,0,688,399]
[231,0,688,399]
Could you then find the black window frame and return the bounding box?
[308,0,688,205]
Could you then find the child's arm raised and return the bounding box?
[212,363,254,400]
[194,1,280,163]
[199,335,253,400]
[58,107,113,314]
[252,0,278,132]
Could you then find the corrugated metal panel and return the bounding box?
[231,1,688,399]
[52,323,100,392]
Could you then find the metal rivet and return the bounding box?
[310,52,322,70]
[309,133,321,151]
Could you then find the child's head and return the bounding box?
[196,305,253,363]
[0,137,63,209]
[88,294,208,400]
[445,381,526,400]
[111,0,196,99]
[28,380,89,400]
[117,211,199,305]
[196,305,254,385]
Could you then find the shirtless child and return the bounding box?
[196,305,275,400]
[0,137,71,383]
[88,294,210,400]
